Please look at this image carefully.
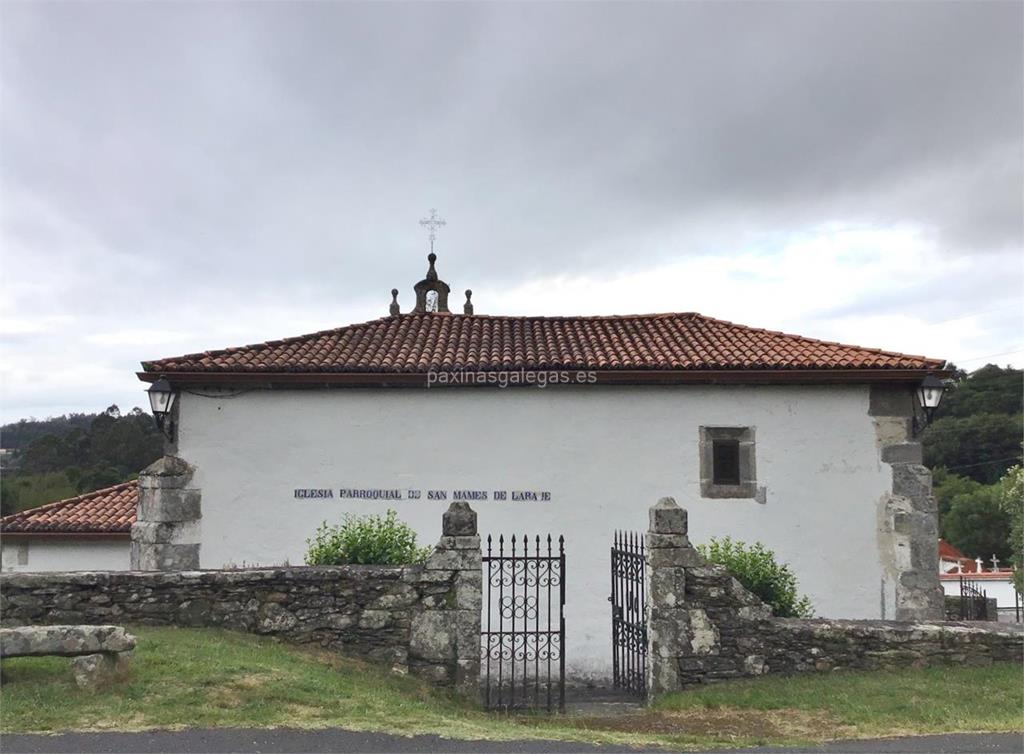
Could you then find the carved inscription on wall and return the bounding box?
[293,488,552,502]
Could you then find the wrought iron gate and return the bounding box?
[482,534,565,712]
[610,530,647,697]
[959,576,989,620]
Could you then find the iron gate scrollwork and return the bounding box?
[959,576,989,621]
[610,530,647,697]
[482,534,565,712]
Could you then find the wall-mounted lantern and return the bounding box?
[147,376,177,441]
[912,373,946,436]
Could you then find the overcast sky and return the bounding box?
[1,1,1021,423]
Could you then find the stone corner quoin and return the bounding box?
[868,384,944,623]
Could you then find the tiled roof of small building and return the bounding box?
[939,539,968,562]
[141,313,944,374]
[0,481,136,535]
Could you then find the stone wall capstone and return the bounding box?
[1,502,483,697]
[130,455,201,571]
[645,498,1023,701]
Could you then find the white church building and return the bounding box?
[134,253,948,679]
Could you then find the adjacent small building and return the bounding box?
[0,482,135,572]
[938,539,1018,621]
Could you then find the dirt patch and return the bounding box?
[211,672,280,709]
[521,707,854,742]
[230,673,274,691]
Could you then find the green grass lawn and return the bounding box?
[1,626,1020,750]
[654,665,1024,740]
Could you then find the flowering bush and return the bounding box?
[698,536,813,618]
[305,509,431,566]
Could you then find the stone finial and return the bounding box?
[140,454,193,478]
[389,288,400,316]
[442,501,477,536]
[425,252,438,281]
[649,496,687,534]
[463,289,474,315]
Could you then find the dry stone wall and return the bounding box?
[1,502,482,697]
[646,498,1024,700]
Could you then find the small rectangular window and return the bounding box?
[699,426,757,499]
[712,440,741,485]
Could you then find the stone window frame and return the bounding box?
[699,426,757,499]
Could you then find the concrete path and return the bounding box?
[1,729,1020,753]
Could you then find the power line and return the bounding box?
[949,347,1024,366]
[940,456,1022,472]
[929,302,1023,328]
[925,416,1022,432]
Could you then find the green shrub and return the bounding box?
[998,465,1023,594]
[697,536,813,618]
[305,509,432,566]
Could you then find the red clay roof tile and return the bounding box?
[0,481,136,535]
[141,313,944,375]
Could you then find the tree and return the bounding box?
[19,434,76,474]
[75,467,124,494]
[0,481,20,517]
[932,467,983,525]
[933,364,1022,419]
[999,466,1023,593]
[0,405,163,515]
[923,365,1023,484]
[0,413,95,450]
[942,483,1012,562]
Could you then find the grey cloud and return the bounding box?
[1,1,1021,419]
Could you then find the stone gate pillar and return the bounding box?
[409,502,482,699]
[645,496,700,699]
[130,455,201,570]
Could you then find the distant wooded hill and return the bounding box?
[1,413,97,450]
[0,406,163,516]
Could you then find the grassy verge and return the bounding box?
[1,626,1020,750]
[653,664,1024,740]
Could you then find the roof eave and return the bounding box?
[138,367,951,388]
[0,531,131,539]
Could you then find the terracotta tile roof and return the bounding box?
[141,313,944,375]
[0,481,136,535]
[939,539,968,562]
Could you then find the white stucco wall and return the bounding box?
[0,537,130,572]
[176,384,894,679]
